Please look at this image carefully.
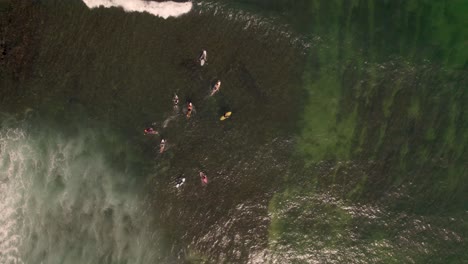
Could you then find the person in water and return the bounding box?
[198,49,207,65]
[210,80,221,96]
[220,111,232,120]
[159,139,166,153]
[199,171,208,186]
[173,94,179,106]
[186,102,193,118]
[144,127,158,135]
[175,177,185,188]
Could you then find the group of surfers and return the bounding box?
[143,49,226,188]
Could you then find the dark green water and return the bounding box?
[0,0,466,263]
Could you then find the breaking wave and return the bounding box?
[81,0,193,19]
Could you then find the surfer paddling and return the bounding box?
[159,139,166,153]
[210,80,221,96]
[186,102,193,119]
[199,171,208,186]
[144,127,158,135]
[220,111,232,121]
[175,176,185,188]
[198,49,207,66]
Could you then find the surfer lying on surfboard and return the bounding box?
[144,127,158,135]
[200,171,208,186]
[186,102,193,118]
[175,177,185,188]
[210,80,221,96]
[198,49,207,66]
[220,111,232,121]
[159,139,166,153]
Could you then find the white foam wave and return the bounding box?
[81,0,193,19]
[0,117,162,263]
[0,128,29,264]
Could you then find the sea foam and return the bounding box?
[81,0,193,19]
[0,116,162,263]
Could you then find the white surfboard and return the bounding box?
[199,50,207,66]
[176,178,185,188]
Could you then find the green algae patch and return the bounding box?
[296,61,358,164]
[408,98,420,120]
[268,0,468,261]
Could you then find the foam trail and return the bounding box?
[81,0,193,19]
[163,115,177,128]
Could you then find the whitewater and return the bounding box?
[81,0,193,19]
[0,116,162,264]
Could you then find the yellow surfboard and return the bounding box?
[220,112,232,121]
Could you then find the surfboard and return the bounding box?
[200,172,208,185]
[176,178,185,188]
[199,50,207,66]
[220,112,232,121]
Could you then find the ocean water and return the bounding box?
[0,0,466,263]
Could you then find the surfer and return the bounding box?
[186,102,193,118]
[144,127,158,135]
[198,49,207,66]
[210,80,221,96]
[199,171,208,186]
[220,111,232,121]
[159,139,166,153]
[170,93,180,114]
[175,177,185,188]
